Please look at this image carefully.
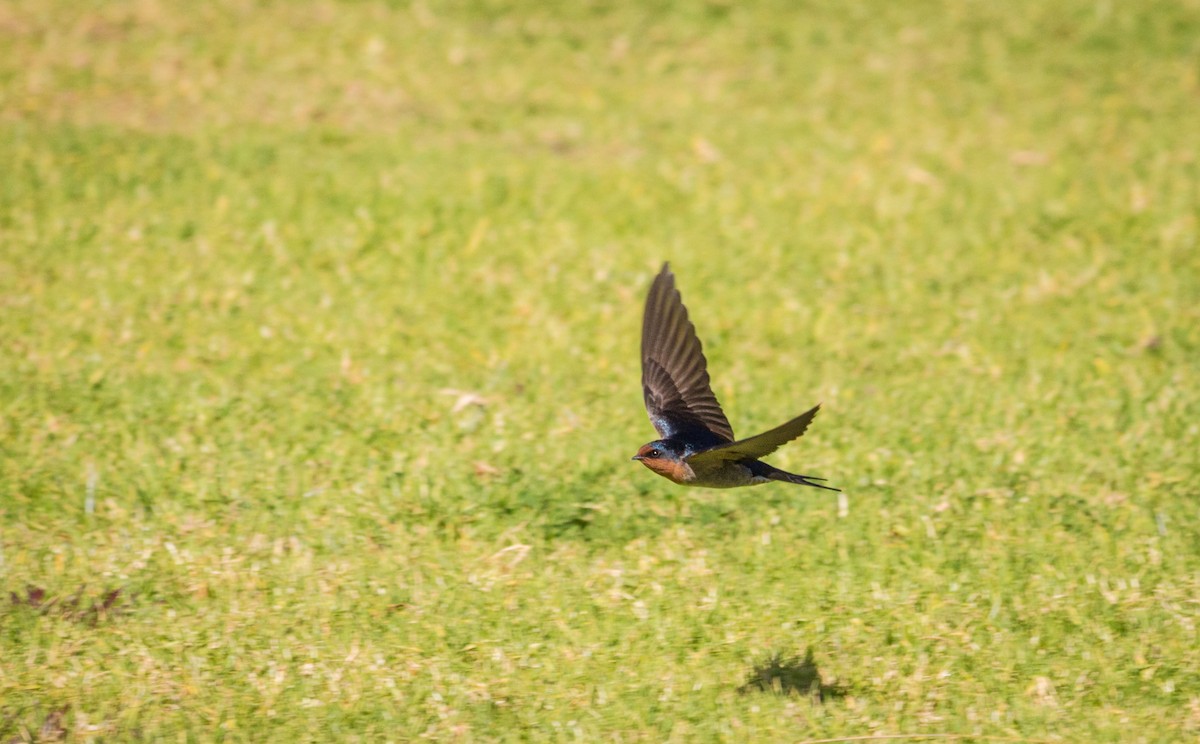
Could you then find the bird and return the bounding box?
[632,263,839,492]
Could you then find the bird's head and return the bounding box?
[632,440,681,462]
[631,440,691,480]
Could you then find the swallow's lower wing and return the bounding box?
[686,404,821,464]
[641,263,735,443]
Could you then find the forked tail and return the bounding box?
[754,462,841,492]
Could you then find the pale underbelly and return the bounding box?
[684,460,770,489]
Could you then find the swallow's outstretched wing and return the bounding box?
[641,263,735,444]
[687,404,821,464]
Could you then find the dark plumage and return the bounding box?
[633,263,838,492]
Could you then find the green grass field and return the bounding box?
[2,1,1199,741]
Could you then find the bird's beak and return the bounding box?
[631,455,644,461]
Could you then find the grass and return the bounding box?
[2,0,1198,740]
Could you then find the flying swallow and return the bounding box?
[632,263,839,491]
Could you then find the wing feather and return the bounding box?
[641,263,734,443]
[686,404,821,464]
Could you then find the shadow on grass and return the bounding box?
[739,648,845,701]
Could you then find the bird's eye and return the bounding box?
[648,448,661,458]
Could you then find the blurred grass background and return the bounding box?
[1,0,1198,741]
